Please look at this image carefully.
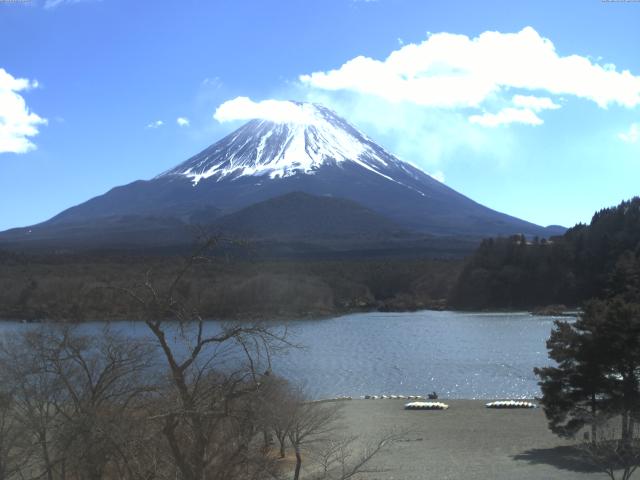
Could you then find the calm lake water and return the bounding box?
[1,310,564,399]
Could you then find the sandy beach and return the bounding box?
[329,399,606,480]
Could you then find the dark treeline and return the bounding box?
[0,250,461,321]
[451,197,640,310]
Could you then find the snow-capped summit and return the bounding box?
[160,102,424,191]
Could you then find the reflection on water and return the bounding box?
[1,310,562,399]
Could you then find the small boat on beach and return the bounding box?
[404,401,449,410]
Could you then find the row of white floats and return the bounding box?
[363,395,432,400]
[404,400,538,410]
[485,400,537,409]
[316,396,537,410]
[317,395,426,401]
[362,395,537,409]
[405,402,449,410]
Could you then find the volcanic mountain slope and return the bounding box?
[212,192,409,240]
[0,102,563,251]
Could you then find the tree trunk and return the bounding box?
[621,372,635,450]
[591,393,597,445]
[280,440,286,459]
[60,458,66,480]
[39,431,55,480]
[293,446,302,480]
[621,410,631,450]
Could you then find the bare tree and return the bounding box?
[258,375,296,459]
[285,393,403,480]
[48,327,155,480]
[287,397,343,480]
[120,239,291,480]
[0,388,31,480]
[579,415,640,480]
[0,328,67,480]
[0,326,156,480]
[309,431,401,480]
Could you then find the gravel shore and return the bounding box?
[331,399,606,479]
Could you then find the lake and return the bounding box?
[275,310,561,399]
[0,310,564,400]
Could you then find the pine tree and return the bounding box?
[535,298,640,478]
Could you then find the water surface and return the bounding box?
[2,310,562,399]
[274,310,559,399]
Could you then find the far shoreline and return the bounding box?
[0,305,579,323]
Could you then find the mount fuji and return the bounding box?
[0,102,563,253]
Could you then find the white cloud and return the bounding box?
[303,90,513,168]
[211,27,640,171]
[176,117,190,127]
[214,97,317,124]
[469,107,543,127]
[0,68,47,155]
[146,120,164,129]
[618,123,639,144]
[300,26,640,111]
[469,94,561,127]
[201,77,222,88]
[512,95,561,112]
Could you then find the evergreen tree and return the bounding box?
[535,298,640,478]
[534,306,609,441]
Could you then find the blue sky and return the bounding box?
[1,0,639,231]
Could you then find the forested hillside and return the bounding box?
[0,250,460,321]
[451,197,640,310]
